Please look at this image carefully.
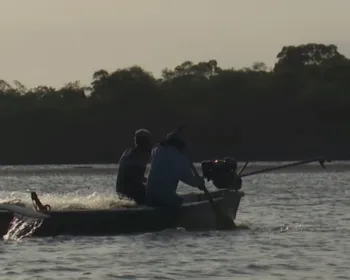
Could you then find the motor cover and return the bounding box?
[201,157,242,190]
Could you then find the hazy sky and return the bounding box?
[1,0,350,89]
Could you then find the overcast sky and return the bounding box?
[1,0,349,89]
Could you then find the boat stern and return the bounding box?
[178,190,244,231]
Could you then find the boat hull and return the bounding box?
[0,190,244,237]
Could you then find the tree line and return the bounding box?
[1,43,350,165]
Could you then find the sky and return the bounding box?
[1,0,350,89]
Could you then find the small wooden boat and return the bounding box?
[0,156,328,238]
[0,189,244,237]
[0,157,251,237]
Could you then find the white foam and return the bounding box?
[0,191,136,211]
[3,216,43,241]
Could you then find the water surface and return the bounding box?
[0,162,349,279]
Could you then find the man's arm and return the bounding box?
[177,153,201,187]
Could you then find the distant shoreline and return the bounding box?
[0,157,345,168]
[0,161,348,176]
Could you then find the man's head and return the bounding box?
[134,129,152,150]
[164,131,186,151]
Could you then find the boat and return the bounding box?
[0,156,328,238]
[0,157,246,237]
[0,189,244,237]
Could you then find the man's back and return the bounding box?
[116,146,149,200]
[146,145,199,203]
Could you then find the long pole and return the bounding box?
[240,158,328,178]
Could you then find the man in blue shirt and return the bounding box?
[146,131,204,208]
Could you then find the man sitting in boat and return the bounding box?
[145,131,204,208]
[116,129,152,204]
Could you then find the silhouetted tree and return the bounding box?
[0,43,349,164]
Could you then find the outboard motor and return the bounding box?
[201,157,242,190]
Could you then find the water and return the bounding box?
[0,162,350,279]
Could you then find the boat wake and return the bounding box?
[1,191,136,240]
[3,216,43,241]
[0,191,136,211]
[235,223,250,230]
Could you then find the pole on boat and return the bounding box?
[189,160,236,230]
[178,124,235,230]
[238,161,249,176]
[240,157,330,178]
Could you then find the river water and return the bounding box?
[0,162,349,279]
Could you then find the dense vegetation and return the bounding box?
[1,43,350,165]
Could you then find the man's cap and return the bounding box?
[165,131,182,141]
[164,131,186,149]
[134,129,151,138]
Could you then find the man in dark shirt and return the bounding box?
[116,129,152,204]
